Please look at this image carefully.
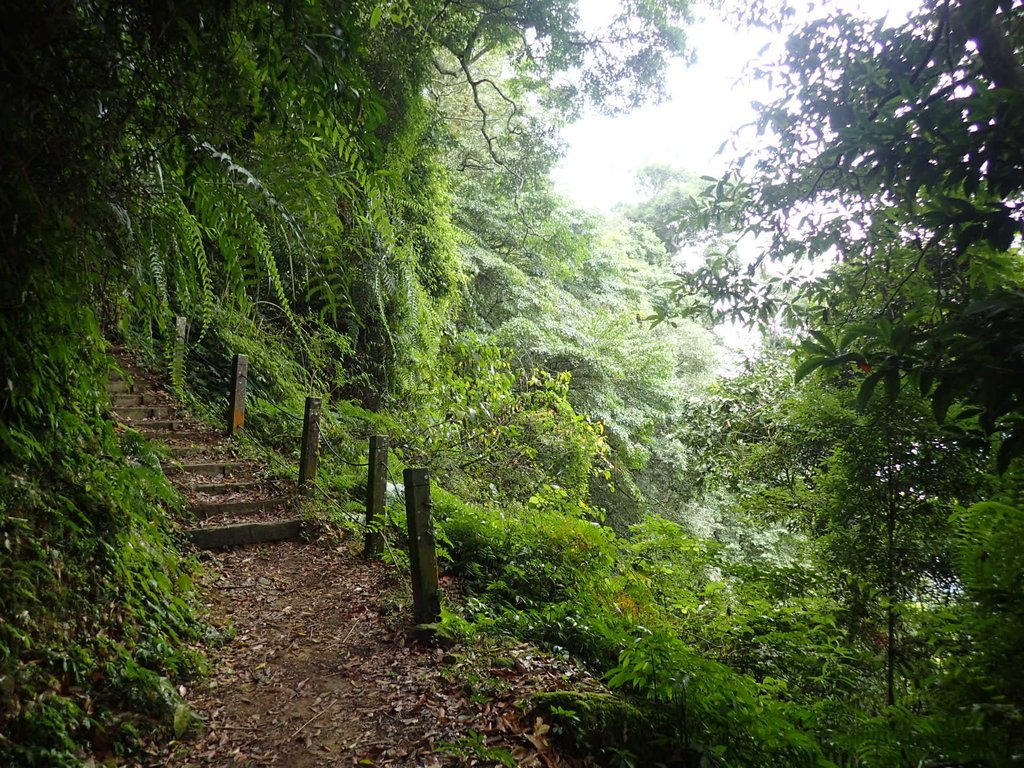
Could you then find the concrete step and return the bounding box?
[190,480,264,494]
[107,351,299,554]
[114,405,177,420]
[186,519,305,549]
[166,444,212,458]
[135,428,209,442]
[190,496,291,520]
[162,461,254,477]
[112,393,167,407]
[131,419,191,432]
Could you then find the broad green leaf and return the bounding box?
[173,702,192,738]
[884,367,900,402]
[932,379,958,423]
[839,322,878,349]
[917,368,935,397]
[807,329,837,355]
[794,356,827,382]
[996,430,1024,474]
[856,370,884,412]
[890,324,911,353]
[800,338,832,356]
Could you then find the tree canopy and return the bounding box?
[680,0,1024,468]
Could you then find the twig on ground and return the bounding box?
[290,704,335,739]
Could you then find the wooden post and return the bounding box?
[227,354,248,436]
[172,316,187,392]
[298,396,322,492]
[404,468,441,625]
[363,435,388,557]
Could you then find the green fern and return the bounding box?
[171,193,214,340]
[221,184,303,337]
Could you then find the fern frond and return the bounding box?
[171,193,214,340]
[220,182,306,345]
[199,142,310,256]
[149,243,170,310]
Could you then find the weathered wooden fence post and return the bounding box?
[404,468,441,625]
[363,435,388,557]
[298,396,322,493]
[227,353,248,436]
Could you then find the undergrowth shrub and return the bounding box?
[607,630,828,767]
[437,493,616,607]
[434,489,843,766]
[399,335,607,506]
[1,315,202,765]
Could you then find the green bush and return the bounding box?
[0,321,203,764]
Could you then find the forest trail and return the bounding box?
[107,353,594,767]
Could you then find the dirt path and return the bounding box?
[161,539,593,767]
[109,353,594,767]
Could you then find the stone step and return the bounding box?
[162,461,254,477]
[186,519,305,549]
[109,365,146,379]
[167,445,208,458]
[190,480,263,494]
[131,419,191,432]
[137,429,210,443]
[112,393,167,407]
[106,351,301,554]
[190,496,292,520]
[114,405,177,420]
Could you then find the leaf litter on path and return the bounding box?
[154,538,600,768]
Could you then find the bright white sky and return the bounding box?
[553,0,920,212]
[551,0,922,359]
[552,15,773,211]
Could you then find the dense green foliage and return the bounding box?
[653,0,1024,763]
[0,0,697,762]
[2,0,1022,766]
[683,0,1024,465]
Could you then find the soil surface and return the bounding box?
[155,539,597,767]
[110,353,598,767]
